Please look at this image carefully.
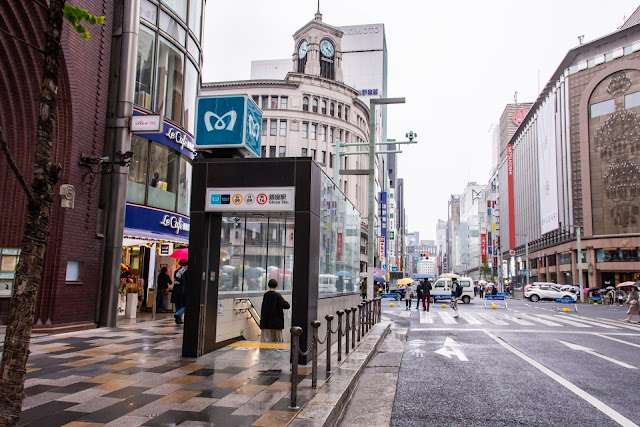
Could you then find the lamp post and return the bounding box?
[566,225,583,301]
[515,233,529,296]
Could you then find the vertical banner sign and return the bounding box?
[537,92,559,234]
[380,192,387,257]
[388,190,396,260]
[378,236,385,258]
[337,232,343,261]
[507,144,515,250]
[481,234,487,263]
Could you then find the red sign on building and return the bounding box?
[337,232,343,261]
[481,234,487,263]
[507,145,515,250]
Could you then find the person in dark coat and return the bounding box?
[260,279,291,342]
[172,260,187,324]
[156,266,172,312]
[415,281,424,310]
[422,279,432,312]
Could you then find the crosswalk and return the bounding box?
[383,308,640,330]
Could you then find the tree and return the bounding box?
[0,3,103,424]
[480,262,492,282]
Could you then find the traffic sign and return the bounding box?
[382,264,387,270]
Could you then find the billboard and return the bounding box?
[507,145,515,249]
[537,93,559,234]
[194,95,262,157]
[379,192,387,257]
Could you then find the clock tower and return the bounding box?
[292,10,344,82]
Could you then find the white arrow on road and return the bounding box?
[557,340,637,369]
[434,338,468,361]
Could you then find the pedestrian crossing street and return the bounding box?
[384,309,640,330]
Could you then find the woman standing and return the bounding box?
[156,267,172,312]
[624,286,639,323]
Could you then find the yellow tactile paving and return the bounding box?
[227,341,290,350]
[158,390,201,403]
[84,373,128,384]
[169,375,205,385]
[93,379,137,391]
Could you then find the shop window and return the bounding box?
[547,254,556,266]
[156,36,184,124]
[183,60,198,133]
[177,156,192,215]
[311,123,317,140]
[270,120,277,136]
[127,135,149,205]
[279,146,286,157]
[148,142,178,210]
[262,119,267,136]
[65,261,83,282]
[280,120,287,136]
[302,122,308,138]
[269,146,276,157]
[0,248,20,297]
[271,96,278,109]
[134,24,155,110]
[280,96,288,109]
[559,252,572,265]
[303,96,309,111]
[321,100,327,114]
[187,0,203,41]
[312,98,318,113]
[159,10,186,46]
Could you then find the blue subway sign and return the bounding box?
[194,95,262,157]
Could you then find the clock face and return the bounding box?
[320,40,334,58]
[298,41,308,59]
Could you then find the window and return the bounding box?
[187,35,199,62]
[321,100,327,114]
[310,149,316,160]
[183,60,198,133]
[330,102,335,116]
[262,119,267,136]
[625,91,640,109]
[156,36,184,123]
[279,146,286,157]
[311,124,317,140]
[270,120,277,136]
[302,148,308,157]
[271,96,278,109]
[338,105,342,118]
[127,135,149,205]
[269,146,276,157]
[321,126,326,142]
[312,98,318,113]
[321,151,326,164]
[344,131,349,143]
[329,127,334,143]
[338,129,342,142]
[302,122,308,138]
[177,156,192,215]
[134,25,155,110]
[261,146,266,157]
[330,153,334,168]
[163,0,186,21]
[280,120,287,136]
[345,106,349,121]
[303,97,309,111]
[140,0,157,24]
[280,97,288,109]
[65,261,83,282]
[148,142,178,211]
[262,96,268,109]
[188,0,203,41]
[252,95,259,104]
[590,99,615,118]
[0,249,19,296]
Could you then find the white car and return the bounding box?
[525,285,576,302]
[431,277,475,304]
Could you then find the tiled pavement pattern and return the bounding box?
[6,320,334,427]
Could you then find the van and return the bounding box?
[319,274,338,294]
[431,277,475,304]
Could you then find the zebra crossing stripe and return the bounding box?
[459,313,482,325]
[400,311,411,318]
[535,314,591,328]
[501,314,535,326]
[438,312,457,324]
[549,315,620,330]
[594,317,640,331]
[514,312,562,326]
[475,312,508,325]
[420,311,433,324]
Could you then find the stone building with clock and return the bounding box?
[201,12,383,273]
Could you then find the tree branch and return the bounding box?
[0,127,36,205]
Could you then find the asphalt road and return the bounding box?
[340,296,640,427]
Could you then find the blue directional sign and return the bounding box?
[382,264,387,270]
[194,95,262,157]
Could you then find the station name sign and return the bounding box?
[205,187,295,212]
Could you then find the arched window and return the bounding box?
[297,40,308,73]
[312,98,318,113]
[330,102,335,116]
[321,100,327,114]
[338,105,342,118]
[319,39,335,80]
[303,97,309,111]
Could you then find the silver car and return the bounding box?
[525,285,577,302]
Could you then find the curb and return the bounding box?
[288,320,392,427]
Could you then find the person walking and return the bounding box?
[260,279,291,342]
[156,266,172,312]
[172,260,187,324]
[623,286,639,323]
[361,277,367,299]
[450,278,461,318]
[415,281,424,310]
[405,283,413,310]
[422,279,432,311]
[479,285,484,299]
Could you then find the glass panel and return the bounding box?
[65,261,83,281]
[270,120,277,136]
[188,0,202,40]
[220,216,245,292]
[183,60,198,133]
[162,0,187,22]
[280,97,288,109]
[303,97,309,111]
[625,91,640,109]
[262,119,267,136]
[280,120,286,136]
[140,0,157,24]
[302,122,308,138]
[267,218,294,291]
[311,124,316,140]
[148,142,178,210]
[269,146,276,157]
[177,157,192,214]
[187,35,200,62]
[159,10,186,45]
[127,135,149,204]
[0,254,18,272]
[301,148,307,157]
[134,25,155,109]
[156,36,184,123]
[279,146,286,157]
[590,99,615,118]
[270,96,278,109]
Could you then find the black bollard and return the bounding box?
[344,308,351,355]
[357,303,363,342]
[336,310,344,362]
[290,326,303,409]
[310,320,321,388]
[351,307,357,349]
[325,314,334,374]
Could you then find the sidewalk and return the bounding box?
[4,316,389,426]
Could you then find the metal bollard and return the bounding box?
[344,308,351,355]
[325,314,334,374]
[336,310,344,361]
[377,298,381,323]
[351,307,357,349]
[365,300,370,333]
[310,320,321,388]
[290,326,303,409]
[357,303,362,342]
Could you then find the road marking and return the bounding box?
[557,315,620,329]
[536,314,591,328]
[399,311,411,318]
[513,312,562,326]
[434,338,468,361]
[459,313,482,325]
[475,312,508,325]
[501,314,535,326]
[409,348,426,358]
[485,331,639,427]
[438,312,457,324]
[594,333,640,348]
[557,339,636,369]
[419,311,433,324]
[595,317,640,331]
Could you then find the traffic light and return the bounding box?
[421,253,429,259]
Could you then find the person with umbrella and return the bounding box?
[623,284,639,322]
[172,259,188,324]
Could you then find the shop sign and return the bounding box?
[159,215,191,235]
[379,236,385,258]
[133,110,195,159]
[205,187,295,212]
[195,95,262,158]
[131,114,163,133]
[160,244,171,255]
[165,127,195,152]
[337,233,343,261]
[379,192,387,257]
[124,203,190,242]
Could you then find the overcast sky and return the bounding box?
[202,1,640,241]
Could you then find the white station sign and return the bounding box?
[205,187,295,212]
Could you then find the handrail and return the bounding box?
[234,298,261,327]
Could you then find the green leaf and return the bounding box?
[63,3,104,41]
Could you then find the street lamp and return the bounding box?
[515,233,529,294]
[566,225,583,301]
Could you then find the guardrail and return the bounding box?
[484,294,508,309]
[553,297,578,312]
[289,297,382,409]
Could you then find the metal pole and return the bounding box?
[577,226,583,301]
[367,102,376,302]
[344,308,351,355]
[290,326,303,409]
[525,234,529,292]
[336,310,344,361]
[357,303,362,342]
[325,314,334,374]
[334,140,340,185]
[351,306,356,348]
[311,320,320,388]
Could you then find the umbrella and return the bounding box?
[222,265,235,271]
[374,275,385,282]
[244,267,263,279]
[616,281,637,288]
[169,248,188,260]
[270,268,292,281]
[605,286,615,290]
[439,273,460,279]
[396,278,414,286]
[336,271,352,278]
[478,280,488,285]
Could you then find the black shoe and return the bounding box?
[174,314,182,324]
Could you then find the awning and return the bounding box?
[123,227,189,245]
